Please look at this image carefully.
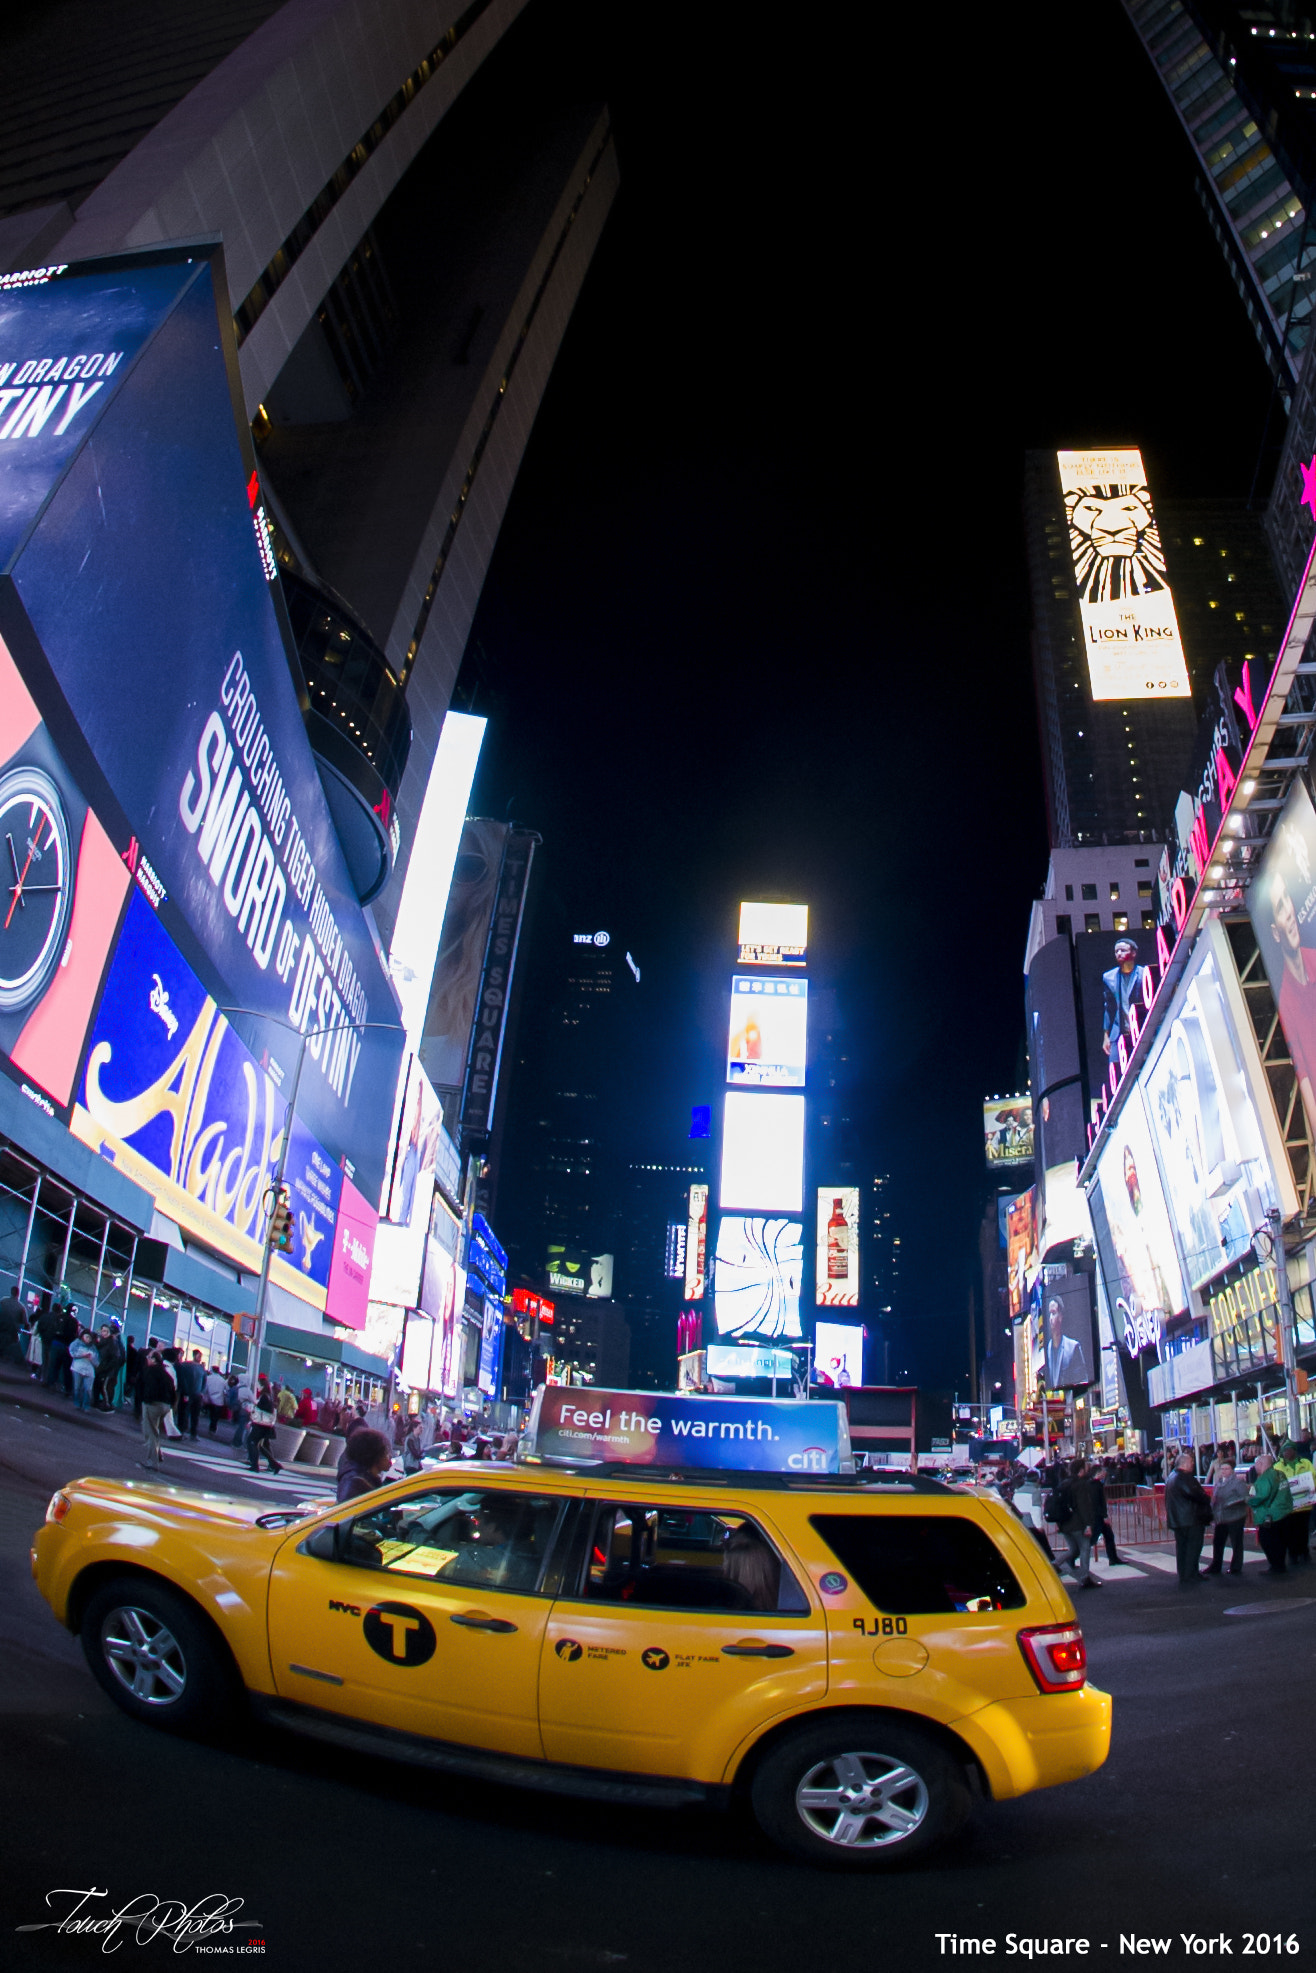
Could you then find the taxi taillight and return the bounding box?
[1017,1623,1086,1693]
[45,1490,72,1525]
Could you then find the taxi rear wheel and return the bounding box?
[749,1717,971,1868]
[80,1577,234,1732]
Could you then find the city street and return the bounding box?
[2,1390,1312,1973]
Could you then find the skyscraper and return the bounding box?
[1117,1,1316,596]
[0,0,617,936]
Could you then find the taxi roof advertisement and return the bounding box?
[522,1386,852,1473]
[0,249,403,1236]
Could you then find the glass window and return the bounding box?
[1142,911,1156,929]
[329,1487,567,1594]
[1109,881,1121,899]
[1138,881,1153,898]
[580,1503,809,1613]
[1081,883,1098,901]
[1055,914,1072,935]
[809,1514,1025,1615]
[1085,913,1102,932]
[1112,913,1129,931]
[1064,884,1074,901]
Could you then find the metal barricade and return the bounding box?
[1108,1487,1171,1548]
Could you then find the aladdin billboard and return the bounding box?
[0,249,402,1308]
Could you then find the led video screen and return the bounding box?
[719,1091,805,1212]
[713,1216,803,1339]
[1056,448,1191,702]
[1250,776,1316,1138]
[727,974,807,1087]
[1142,938,1279,1293]
[814,1319,863,1387]
[816,1187,860,1307]
[737,900,807,967]
[1092,1084,1187,1332]
[684,1183,708,1299]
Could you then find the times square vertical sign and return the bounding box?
[0,249,403,1314]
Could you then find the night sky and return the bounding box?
[460,0,1277,1387]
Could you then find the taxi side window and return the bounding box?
[810,1514,1026,1615]
[581,1505,809,1613]
[328,1489,566,1594]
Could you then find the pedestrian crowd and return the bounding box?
[996,1435,1315,1590]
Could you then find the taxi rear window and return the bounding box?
[809,1514,1026,1614]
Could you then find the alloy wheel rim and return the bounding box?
[100,1604,187,1705]
[795,1750,930,1847]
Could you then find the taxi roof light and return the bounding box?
[1017,1623,1087,1693]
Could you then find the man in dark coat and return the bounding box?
[1057,1456,1102,1591]
[0,1285,26,1366]
[42,1293,80,1395]
[93,1325,125,1411]
[1165,1452,1213,1587]
[177,1349,206,1438]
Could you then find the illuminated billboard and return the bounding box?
[1090,1084,1187,1336]
[705,1343,795,1380]
[664,1221,686,1280]
[1040,1275,1095,1390]
[1056,448,1190,701]
[727,975,807,1087]
[1006,1188,1037,1319]
[418,817,506,1093]
[684,1183,708,1299]
[0,248,404,1289]
[1249,776,1316,1136]
[400,1312,433,1389]
[546,1246,615,1298]
[737,900,807,967]
[984,1095,1034,1170]
[719,1091,805,1212]
[1142,933,1280,1292]
[814,1319,863,1388]
[816,1187,860,1306]
[713,1215,803,1339]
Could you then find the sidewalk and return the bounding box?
[0,1359,338,1505]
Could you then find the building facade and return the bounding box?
[0,0,616,1398]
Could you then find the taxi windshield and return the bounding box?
[338,1488,565,1594]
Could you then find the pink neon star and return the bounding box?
[1301,453,1316,525]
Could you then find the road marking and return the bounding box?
[1223,1598,1316,1617]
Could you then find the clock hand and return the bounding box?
[4,815,50,931]
[5,832,19,886]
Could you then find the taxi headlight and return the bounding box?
[45,1490,72,1525]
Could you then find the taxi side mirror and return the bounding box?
[301,1524,339,1561]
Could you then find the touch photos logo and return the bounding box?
[16,1887,264,1953]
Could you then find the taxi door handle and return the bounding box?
[450,1613,518,1633]
[722,1642,795,1658]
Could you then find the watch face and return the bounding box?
[0,764,73,1014]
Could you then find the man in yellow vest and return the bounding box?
[1275,1440,1314,1567]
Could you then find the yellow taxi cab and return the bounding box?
[32,1396,1110,1869]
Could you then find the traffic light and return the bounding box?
[268,1188,294,1254]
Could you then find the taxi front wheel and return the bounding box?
[749,1717,971,1868]
[80,1577,236,1733]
